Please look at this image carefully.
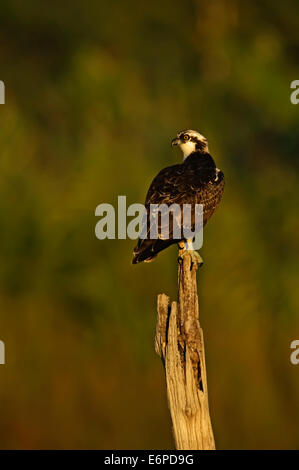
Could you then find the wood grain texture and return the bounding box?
[155,252,215,450]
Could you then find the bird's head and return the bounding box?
[171,129,209,159]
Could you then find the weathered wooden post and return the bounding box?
[155,252,215,450]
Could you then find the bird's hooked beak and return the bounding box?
[171,137,180,147]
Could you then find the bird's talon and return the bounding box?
[178,249,203,269]
[189,251,204,269]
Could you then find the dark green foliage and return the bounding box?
[0,0,298,449]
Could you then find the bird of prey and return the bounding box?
[132,129,224,265]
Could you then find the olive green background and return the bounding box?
[0,0,298,449]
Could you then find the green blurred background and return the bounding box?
[0,0,298,449]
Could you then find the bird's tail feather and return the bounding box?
[132,238,176,264]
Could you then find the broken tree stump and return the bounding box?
[155,252,215,450]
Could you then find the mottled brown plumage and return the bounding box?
[132,130,224,264]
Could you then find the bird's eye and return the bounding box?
[183,134,189,141]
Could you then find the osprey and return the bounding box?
[132,130,224,265]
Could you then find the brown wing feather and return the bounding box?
[132,153,224,264]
